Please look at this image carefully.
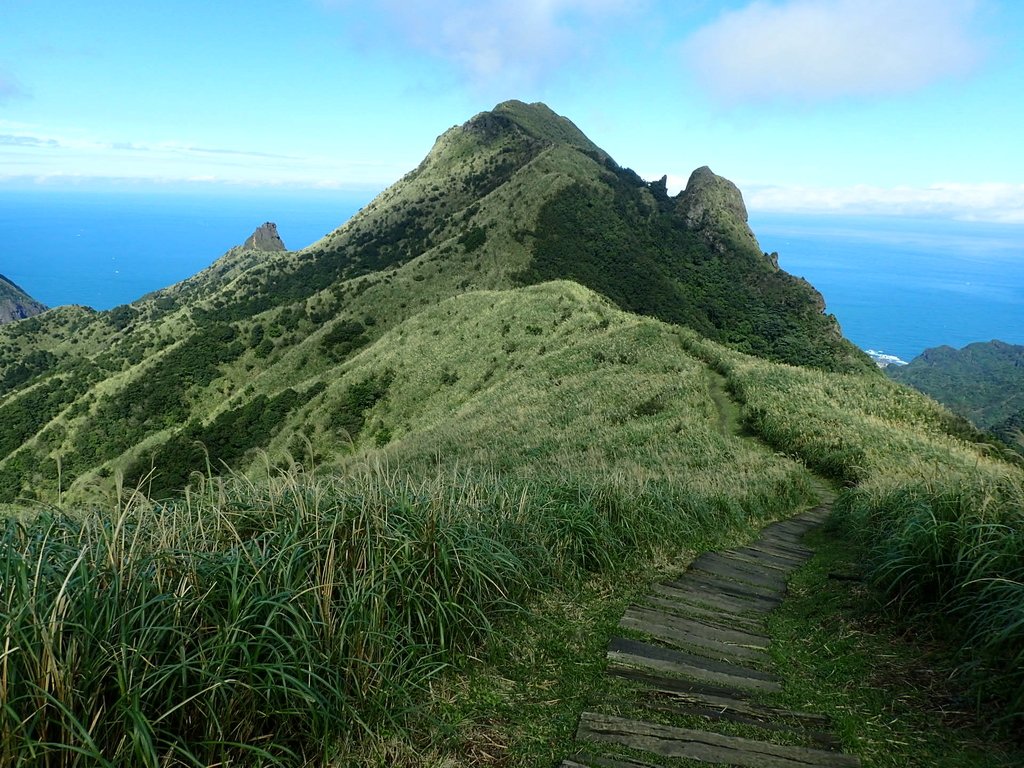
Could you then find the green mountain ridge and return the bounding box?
[0,100,871,504]
[3,100,1024,763]
[887,339,1024,452]
[0,273,47,325]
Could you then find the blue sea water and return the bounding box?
[2,191,1022,363]
[750,213,1024,362]
[1,190,371,310]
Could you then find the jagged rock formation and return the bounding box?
[676,166,763,258]
[0,273,47,324]
[242,222,286,251]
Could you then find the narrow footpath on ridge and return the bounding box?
[558,371,862,767]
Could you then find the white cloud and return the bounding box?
[746,181,1024,223]
[0,124,405,188]
[321,0,639,89]
[683,0,985,104]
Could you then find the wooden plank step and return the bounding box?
[623,606,770,649]
[577,712,861,768]
[607,665,829,729]
[720,547,804,571]
[762,519,821,538]
[620,610,769,663]
[758,533,813,552]
[760,524,814,540]
[691,554,790,590]
[641,594,765,634]
[608,637,780,692]
[695,551,792,581]
[670,569,783,599]
[650,583,772,618]
[747,540,813,559]
[668,573,783,607]
[639,697,842,751]
[608,663,761,701]
[642,685,831,728]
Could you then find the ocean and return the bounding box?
[0,189,370,311]
[750,213,1024,362]
[2,191,1022,363]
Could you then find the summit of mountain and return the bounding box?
[0,100,872,503]
[242,222,286,252]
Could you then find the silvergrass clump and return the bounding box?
[838,470,1024,722]
[0,455,796,765]
[0,467,522,766]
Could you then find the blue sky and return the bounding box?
[2,0,1023,221]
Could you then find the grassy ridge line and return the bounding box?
[1,283,818,765]
[678,329,1024,723]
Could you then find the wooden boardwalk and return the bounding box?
[561,506,861,768]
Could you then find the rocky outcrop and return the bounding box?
[242,222,286,252]
[0,274,47,324]
[675,166,767,264]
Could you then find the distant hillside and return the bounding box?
[0,100,872,504]
[0,273,46,324]
[887,340,1024,451]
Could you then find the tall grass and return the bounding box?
[1,455,797,766]
[838,470,1024,721]
[678,329,1024,723]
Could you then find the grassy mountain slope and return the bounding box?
[0,273,46,325]
[4,280,1021,764]
[0,100,870,504]
[3,281,828,765]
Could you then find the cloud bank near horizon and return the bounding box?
[745,181,1024,223]
[683,0,986,104]
[0,125,404,188]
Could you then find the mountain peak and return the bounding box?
[426,100,606,166]
[488,100,603,152]
[676,166,762,260]
[242,222,286,252]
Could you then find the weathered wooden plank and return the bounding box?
[747,540,813,560]
[761,525,813,540]
[669,572,783,607]
[641,594,765,634]
[762,519,821,538]
[608,663,758,701]
[620,611,769,663]
[643,685,832,727]
[705,549,797,573]
[623,606,770,648]
[758,533,814,552]
[608,636,780,692]
[675,568,784,599]
[640,698,842,751]
[577,712,861,768]
[650,582,770,617]
[691,554,790,591]
[609,637,778,680]
[721,547,803,571]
